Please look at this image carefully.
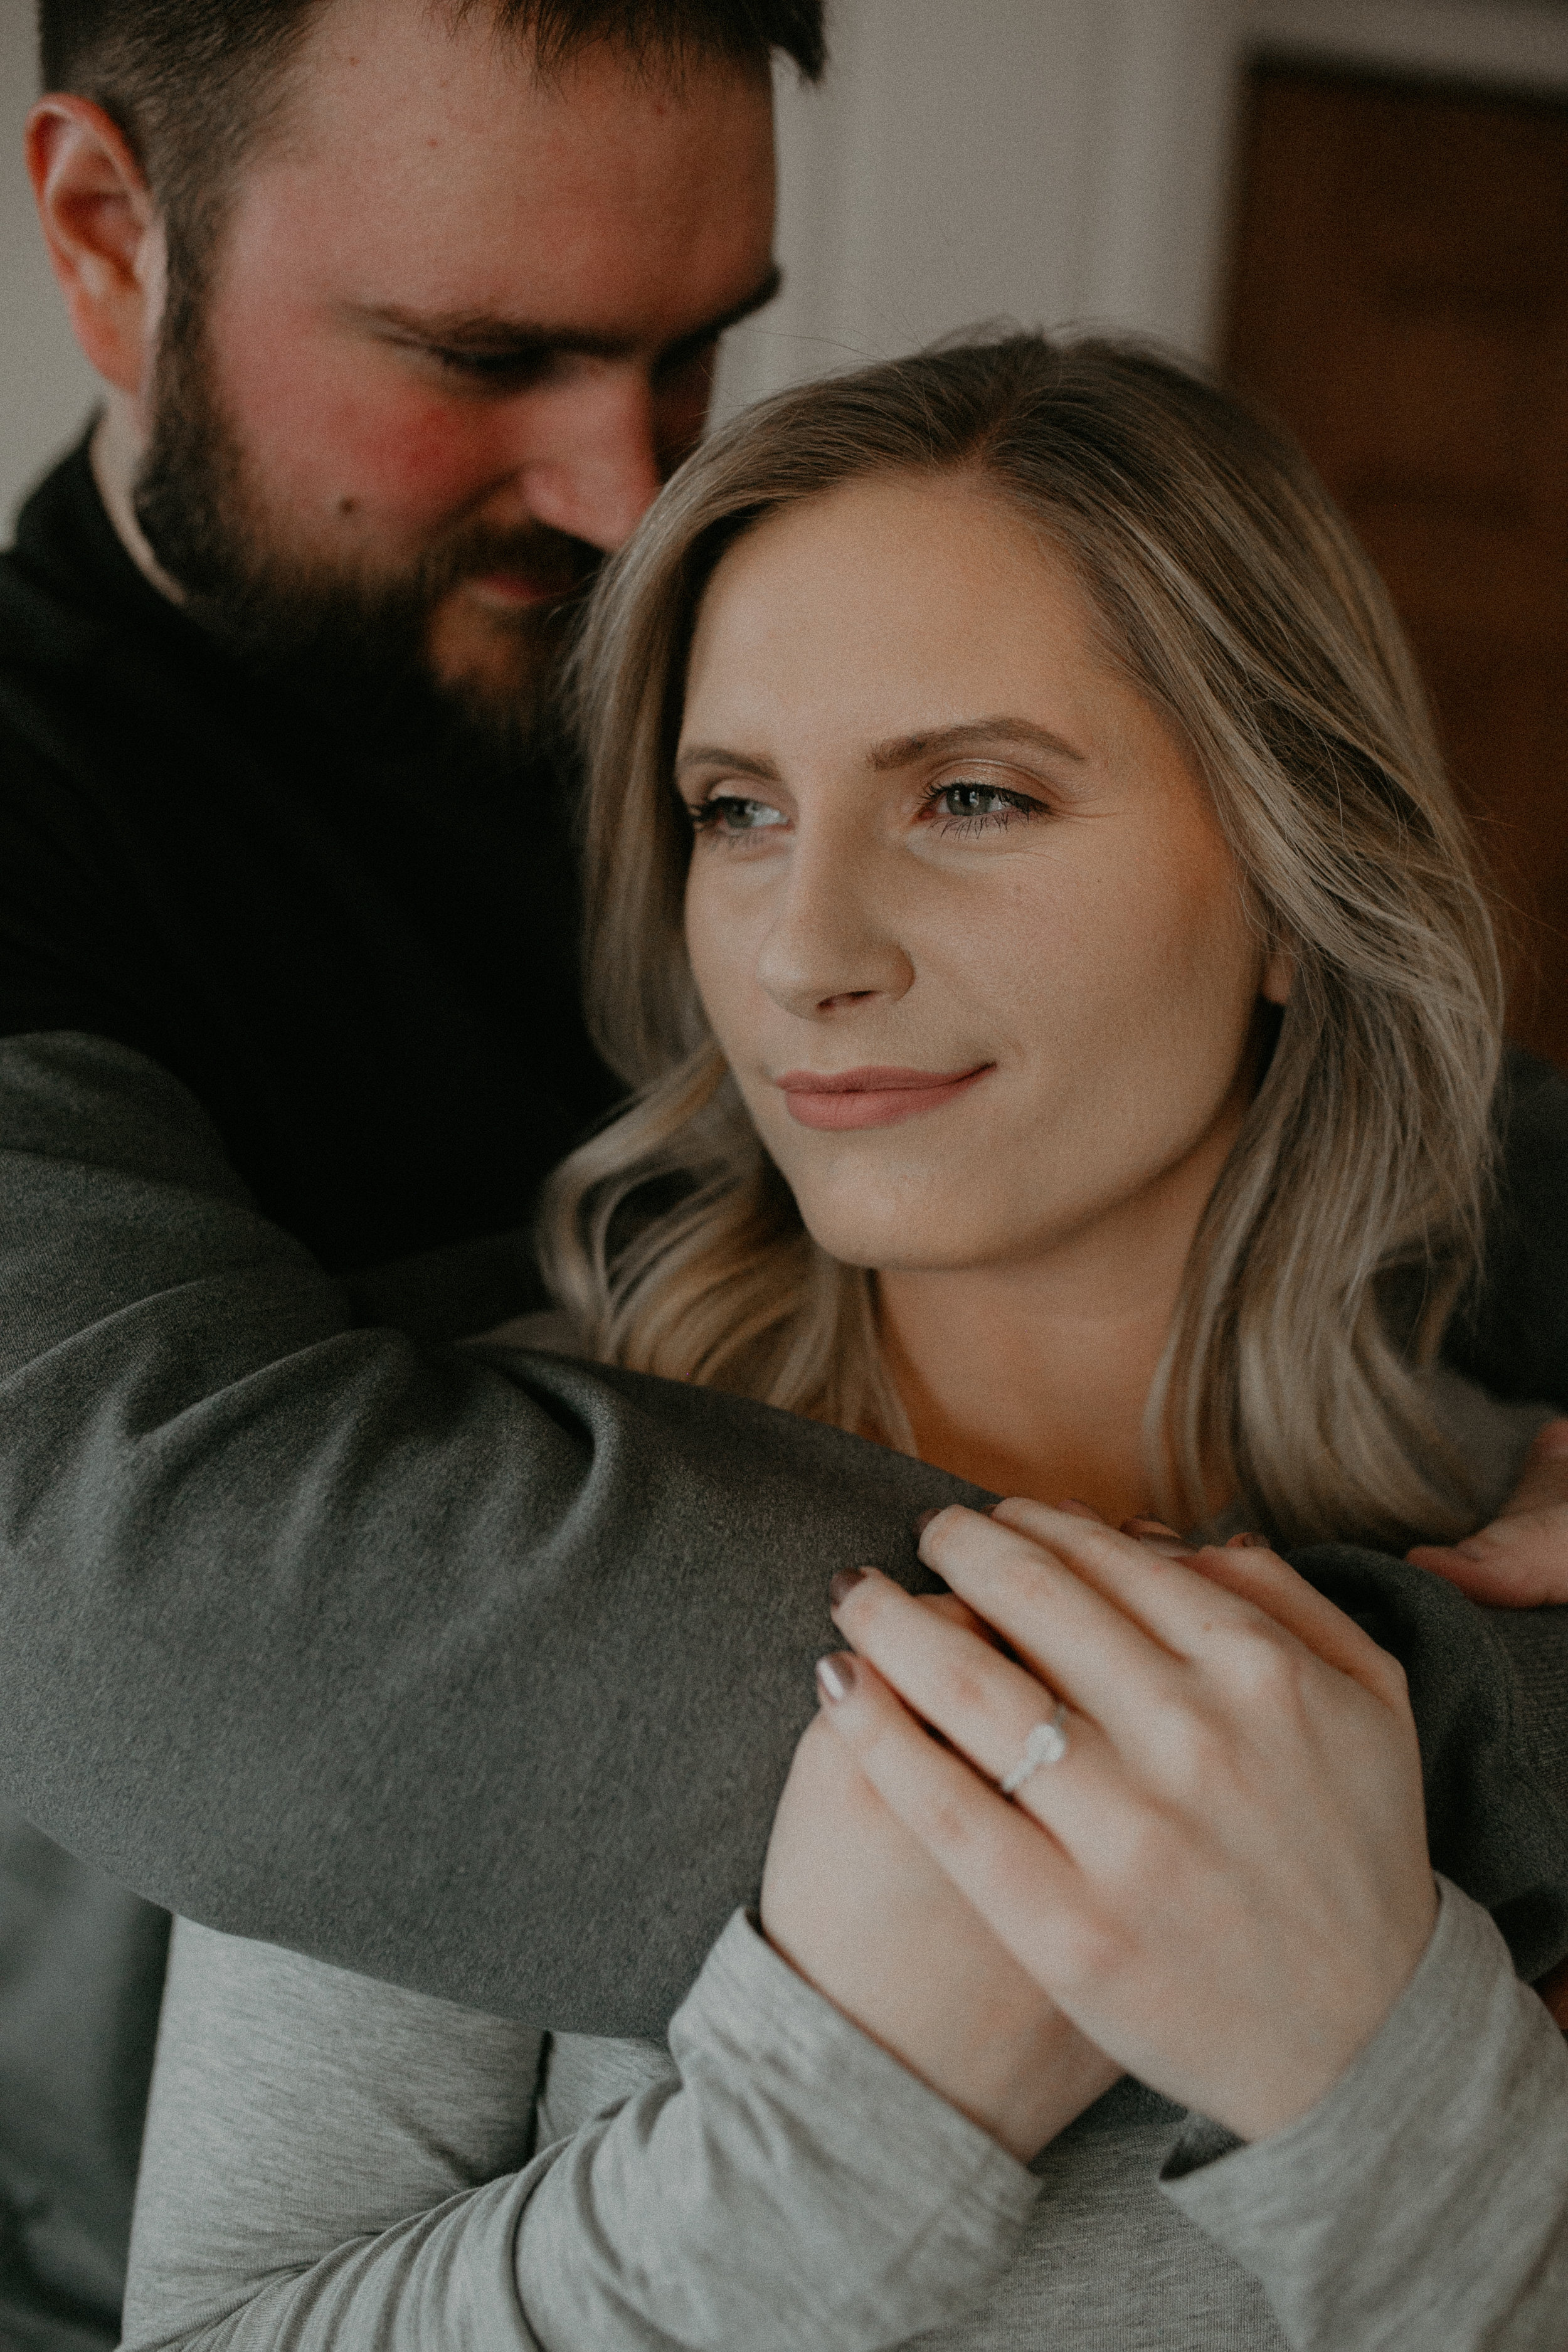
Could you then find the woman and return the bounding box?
[122,337,1568,2351]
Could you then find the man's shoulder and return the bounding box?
[0,453,137,816]
[0,437,202,769]
[1494,1046,1568,1278]
[0,458,175,1039]
[1500,1043,1568,1151]
[1446,1046,1568,1408]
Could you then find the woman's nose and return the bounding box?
[753,847,914,1020]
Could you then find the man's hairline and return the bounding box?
[156,0,779,285]
[221,0,776,177]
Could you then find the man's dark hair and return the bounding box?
[38,0,826,265]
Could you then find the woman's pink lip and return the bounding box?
[775,1064,993,1130]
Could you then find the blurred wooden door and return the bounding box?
[1224,64,1568,1066]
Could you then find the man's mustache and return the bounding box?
[421,521,603,606]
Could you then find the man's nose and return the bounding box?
[755,838,915,1021]
[516,369,664,552]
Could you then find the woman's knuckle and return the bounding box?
[924,1784,980,1853]
[945,1656,994,1716]
[1221,1621,1301,1704]
[1115,1799,1175,1880]
[990,1541,1047,1606]
[1056,1904,1130,1993]
[1148,1693,1228,1788]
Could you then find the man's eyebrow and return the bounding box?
[866,718,1088,771]
[353,263,783,364]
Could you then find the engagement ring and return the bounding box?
[999,1703,1070,1796]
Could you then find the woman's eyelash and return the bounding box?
[921,778,1047,834]
[684,780,1047,840]
[686,794,783,835]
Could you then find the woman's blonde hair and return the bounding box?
[539,334,1503,1549]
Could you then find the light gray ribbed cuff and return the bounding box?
[515,1908,1039,2352]
[670,1909,1040,2345]
[1160,1876,1568,2351]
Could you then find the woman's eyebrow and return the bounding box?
[866,718,1088,770]
[673,746,781,783]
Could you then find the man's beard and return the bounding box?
[131,289,601,751]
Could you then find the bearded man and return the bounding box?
[0,3,825,2339]
[3,3,1568,2348]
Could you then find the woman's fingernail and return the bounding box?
[1227,1531,1270,1549]
[816,1652,857,1702]
[914,1507,943,1535]
[829,1566,869,1609]
[1060,1498,1103,1520]
[1123,1517,1180,1538]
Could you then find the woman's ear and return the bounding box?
[1261,943,1294,1006]
[27,97,164,401]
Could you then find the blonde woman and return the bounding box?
[123,339,1568,2352]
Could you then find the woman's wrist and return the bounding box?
[1219,1870,1441,2143]
[1161,1880,1568,2352]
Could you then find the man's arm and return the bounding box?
[0,1028,970,2037]
[6,1029,1568,2038]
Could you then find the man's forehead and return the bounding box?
[238,0,776,331]
[280,0,770,180]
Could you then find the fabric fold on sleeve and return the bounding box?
[514,1910,1039,2352]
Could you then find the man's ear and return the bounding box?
[27,96,163,400]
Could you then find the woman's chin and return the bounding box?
[795,1207,1007,1278]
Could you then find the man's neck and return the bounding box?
[89,400,186,605]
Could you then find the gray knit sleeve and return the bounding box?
[1160,1875,1568,2351]
[121,1912,1036,2352]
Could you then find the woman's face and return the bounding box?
[678,471,1286,1279]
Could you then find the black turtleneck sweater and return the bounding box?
[0,439,617,1276]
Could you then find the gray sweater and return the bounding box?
[122,1883,1568,2351]
[119,1367,1568,2352]
[7,1033,1568,2346]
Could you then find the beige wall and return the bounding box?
[712,0,1242,422]
[1,0,98,536]
[712,0,1568,421]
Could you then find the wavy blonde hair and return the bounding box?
[538,334,1503,1549]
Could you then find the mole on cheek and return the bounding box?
[337,496,359,517]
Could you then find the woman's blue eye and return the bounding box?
[929,780,1041,830]
[690,795,787,835]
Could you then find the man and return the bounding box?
[0,3,841,2339]
[1,2,1566,2346]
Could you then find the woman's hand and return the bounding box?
[815,1504,1438,2144]
[1409,1418,1568,1605]
[761,1597,1122,2161]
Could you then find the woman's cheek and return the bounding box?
[685,877,757,1057]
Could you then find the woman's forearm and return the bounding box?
[122,1914,1036,2352]
[516,1914,1036,2351]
